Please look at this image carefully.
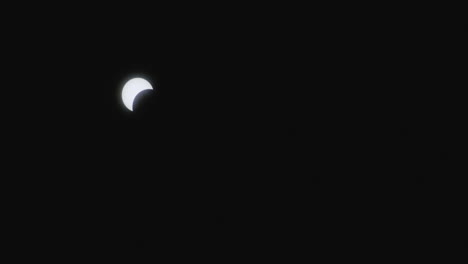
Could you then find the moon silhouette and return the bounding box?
[122,78,153,111]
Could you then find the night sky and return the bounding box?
[1,5,444,260]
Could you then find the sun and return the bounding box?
[122,78,153,111]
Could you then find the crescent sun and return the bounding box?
[122,78,153,111]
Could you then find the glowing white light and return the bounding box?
[122,78,153,111]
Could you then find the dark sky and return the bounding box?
[4,15,309,253]
[1,5,440,259]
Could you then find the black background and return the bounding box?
[1,3,446,260]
